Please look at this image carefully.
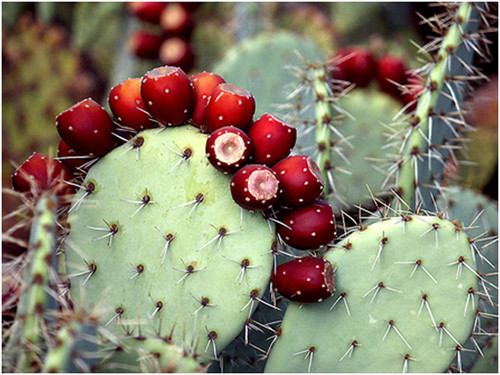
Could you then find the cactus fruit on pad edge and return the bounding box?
[64,126,275,360]
[265,215,479,373]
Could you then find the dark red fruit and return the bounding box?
[203,83,255,133]
[127,30,163,59]
[57,139,91,173]
[109,77,155,131]
[159,3,195,38]
[277,200,336,250]
[377,55,408,97]
[230,164,281,211]
[12,152,74,197]
[190,72,226,127]
[127,2,166,24]
[141,65,194,126]
[272,155,324,207]
[330,47,376,88]
[206,126,253,174]
[159,37,195,73]
[247,113,297,166]
[56,98,116,157]
[271,257,335,303]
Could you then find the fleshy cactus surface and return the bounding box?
[64,126,275,360]
[265,215,479,372]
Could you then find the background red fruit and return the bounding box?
[127,2,166,24]
[12,152,74,197]
[277,200,336,250]
[57,139,92,173]
[272,155,324,207]
[56,98,116,157]
[230,164,281,211]
[206,126,253,174]
[271,257,335,303]
[109,78,155,131]
[158,37,195,73]
[401,72,425,112]
[159,3,195,38]
[377,54,408,97]
[127,30,163,60]
[248,113,297,166]
[141,65,194,126]
[203,83,256,133]
[331,47,376,88]
[190,71,226,127]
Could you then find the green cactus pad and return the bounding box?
[64,126,275,359]
[265,215,479,372]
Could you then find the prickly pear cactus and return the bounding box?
[265,215,480,372]
[64,126,275,359]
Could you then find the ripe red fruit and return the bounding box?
[57,139,92,173]
[247,113,297,166]
[127,30,163,59]
[56,98,116,157]
[206,126,253,174]
[159,3,195,38]
[230,164,281,211]
[109,78,155,131]
[12,152,75,197]
[127,2,166,24]
[272,155,324,207]
[271,257,335,303]
[203,83,256,133]
[330,47,376,88]
[159,37,195,73]
[141,65,194,126]
[276,200,336,250]
[190,72,226,127]
[377,55,408,97]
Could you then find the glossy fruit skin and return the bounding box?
[206,126,253,174]
[158,37,195,73]
[190,72,226,127]
[230,164,281,211]
[141,65,194,126]
[247,113,297,166]
[377,55,408,97]
[271,257,335,303]
[159,3,195,38]
[127,2,166,24]
[56,98,116,157]
[272,155,324,207]
[109,78,155,131]
[277,200,336,250]
[127,30,163,59]
[203,83,256,133]
[57,139,91,173]
[331,47,376,88]
[12,152,74,197]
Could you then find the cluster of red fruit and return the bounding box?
[330,47,424,111]
[127,2,198,72]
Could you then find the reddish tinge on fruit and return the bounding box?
[330,47,376,88]
[57,139,92,173]
[158,37,195,73]
[271,257,335,303]
[127,2,166,24]
[190,71,226,127]
[56,98,116,157]
[109,77,155,131]
[141,65,194,126]
[12,152,74,197]
[159,3,195,38]
[206,126,253,174]
[230,164,281,211]
[272,155,324,207]
[277,200,336,250]
[127,30,163,60]
[247,113,297,166]
[203,83,255,133]
[377,55,408,97]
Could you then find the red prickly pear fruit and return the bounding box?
[271,257,335,303]
[57,139,91,173]
[159,3,195,38]
[206,126,253,174]
[127,30,163,60]
[377,55,408,97]
[277,200,336,250]
[247,113,297,166]
[330,47,376,88]
[12,152,75,197]
[230,164,281,211]
[190,72,226,128]
[272,155,324,207]
[141,65,194,126]
[159,37,195,73]
[127,2,166,24]
[203,83,256,133]
[109,78,155,131]
[56,98,116,157]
